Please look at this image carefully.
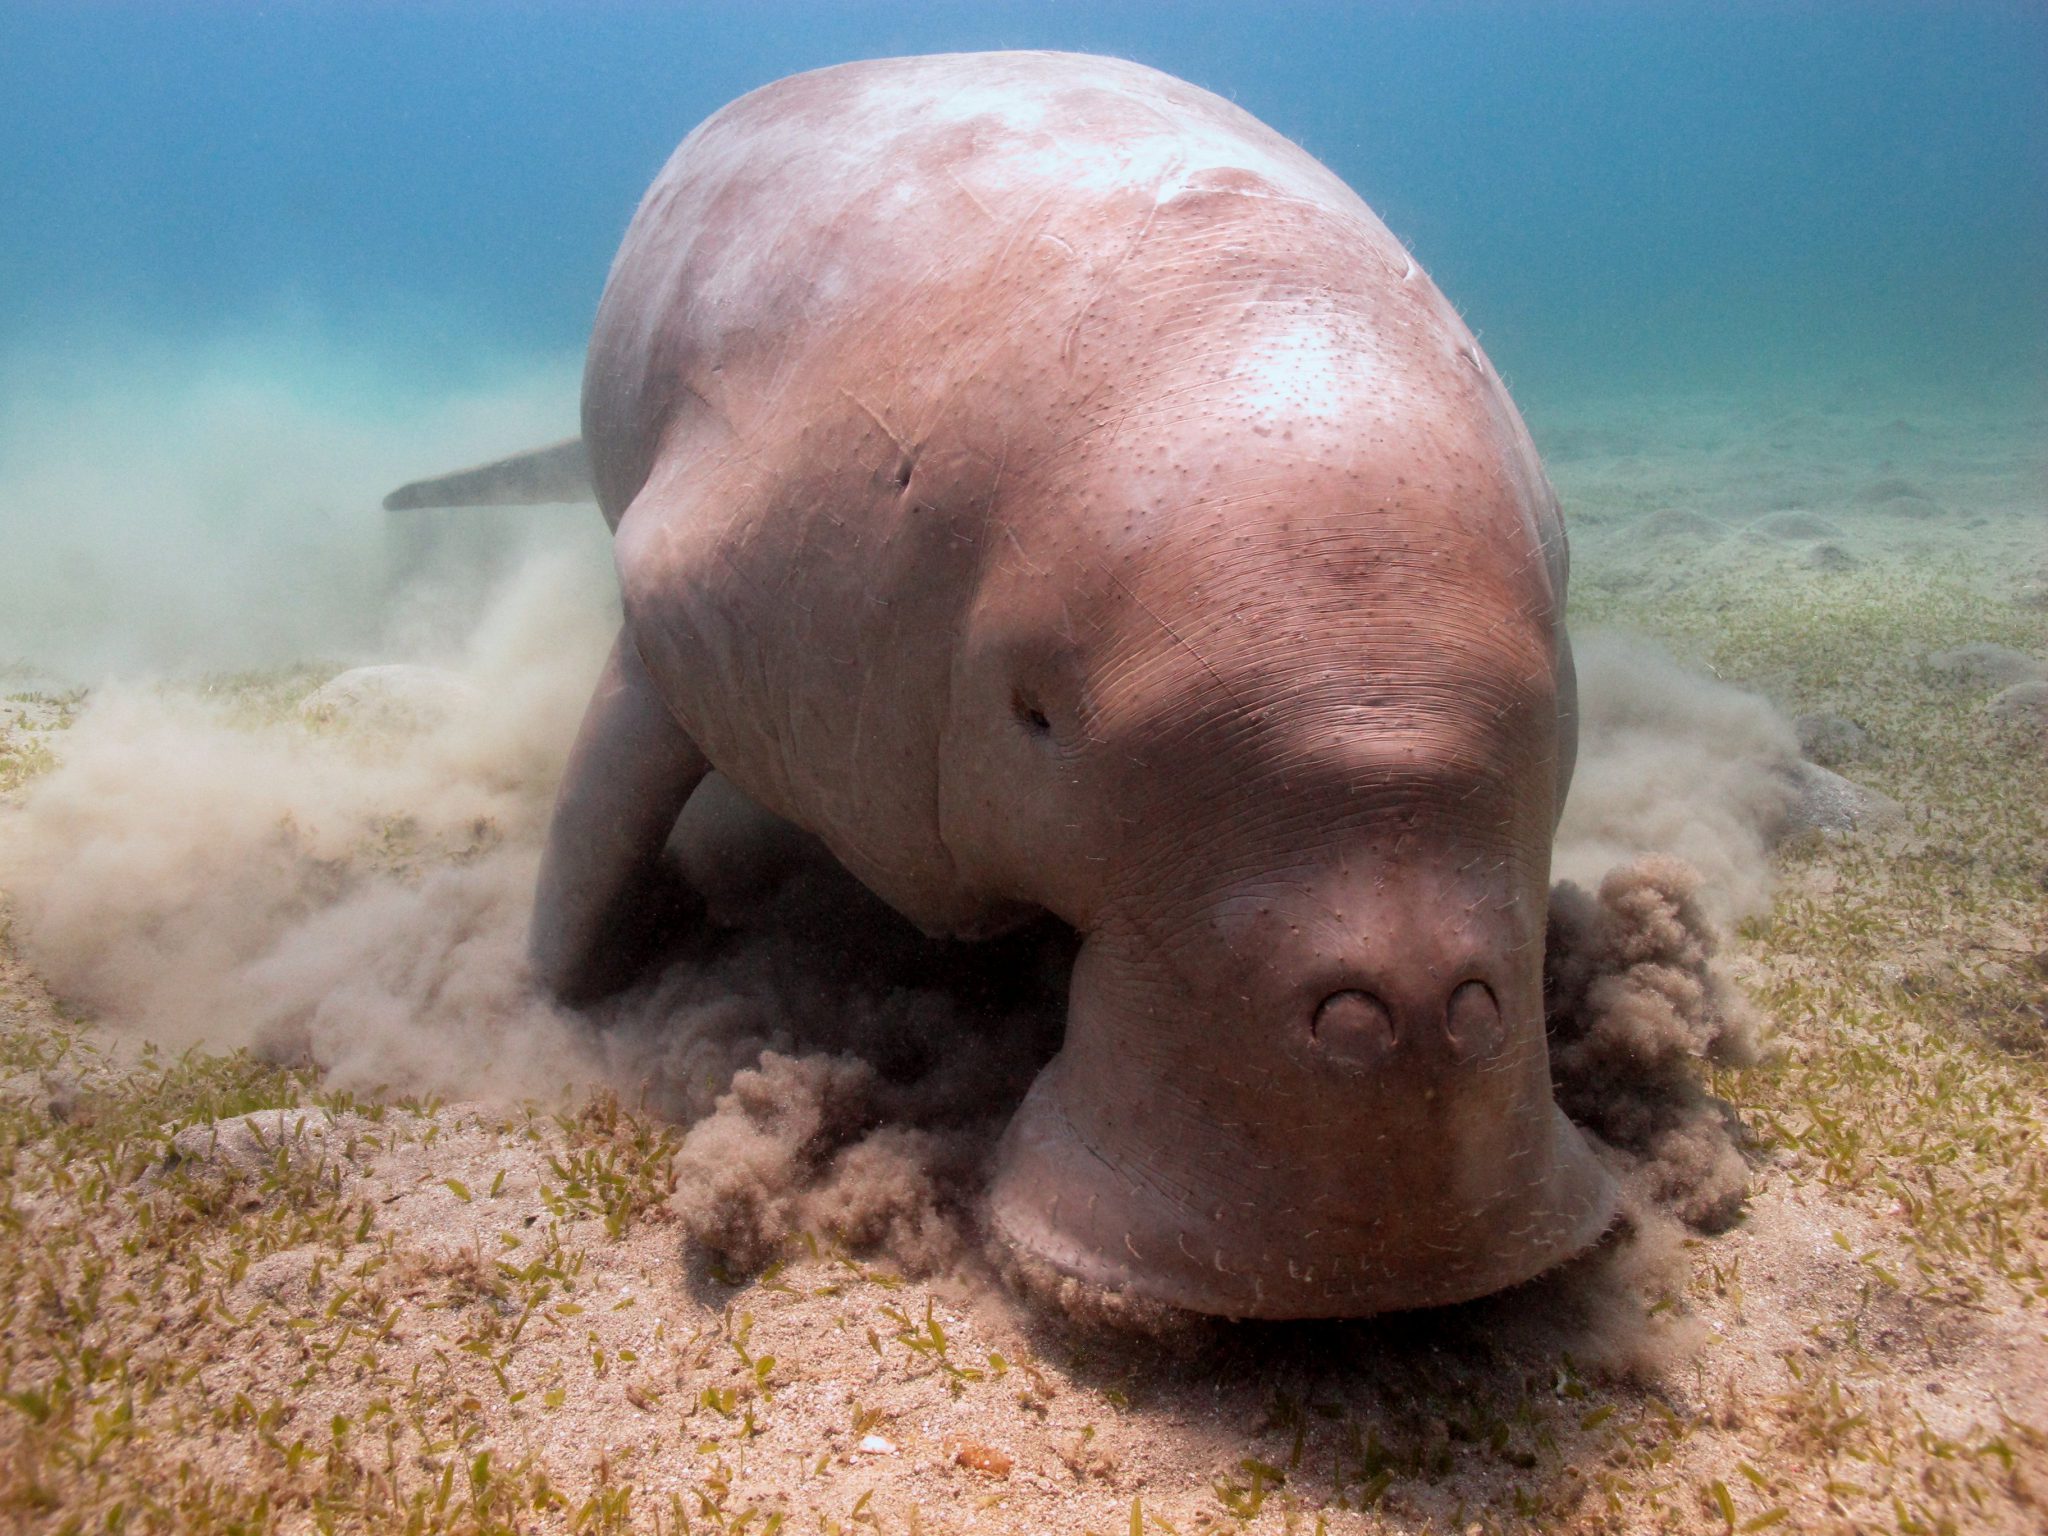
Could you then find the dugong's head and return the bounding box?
[947,340,1615,1320]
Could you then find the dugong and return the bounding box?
[388,51,1616,1319]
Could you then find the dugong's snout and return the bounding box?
[986,897,1618,1321]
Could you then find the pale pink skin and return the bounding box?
[536,51,1614,1319]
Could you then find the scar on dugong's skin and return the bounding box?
[385,51,1617,1320]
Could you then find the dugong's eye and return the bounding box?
[1011,690,1053,737]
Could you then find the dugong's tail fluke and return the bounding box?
[381,437,594,511]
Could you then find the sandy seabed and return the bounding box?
[1,377,2044,1534]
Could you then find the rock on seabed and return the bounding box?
[1987,680,2048,737]
[1777,760,1904,838]
[298,664,483,733]
[1923,644,2047,691]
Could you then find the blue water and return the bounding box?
[3,1,2044,398]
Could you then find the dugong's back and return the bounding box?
[588,51,1462,519]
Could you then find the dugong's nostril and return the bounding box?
[1444,979,1506,1060]
[1311,989,1396,1067]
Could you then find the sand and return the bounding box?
[1,379,2044,1534]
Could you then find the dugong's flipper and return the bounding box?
[383,437,593,510]
[531,630,708,1003]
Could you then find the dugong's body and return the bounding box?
[485,52,1613,1318]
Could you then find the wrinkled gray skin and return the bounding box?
[468,52,1614,1319]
